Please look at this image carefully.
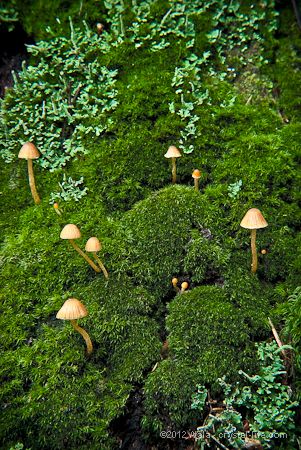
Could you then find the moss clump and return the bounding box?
[112,185,221,295]
[143,285,258,433]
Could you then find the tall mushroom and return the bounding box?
[18,142,41,204]
[240,208,268,273]
[192,169,201,191]
[164,145,181,184]
[60,224,101,273]
[56,298,93,355]
[85,237,109,279]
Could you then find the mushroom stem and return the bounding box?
[171,157,177,184]
[93,252,109,279]
[250,229,257,273]
[27,159,40,204]
[71,319,93,355]
[69,239,101,273]
[194,178,199,192]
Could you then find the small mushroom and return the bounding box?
[192,169,201,191]
[85,237,109,279]
[171,277,180,292]
[56,298,93,355]
[181,281,189,293]
[240,208,268,273]
[164,145,181,184]
[53,202,62,216]
[18,142,41,204]
[96,23,104,34]
[60,224,101,273]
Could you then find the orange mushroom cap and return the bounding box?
[60,224,81,239]
[56,298,88,320]
[171,277,178,287]
[18,142,40,160]
[192,169,201,179]
[240,208,268,230]
[164,146,181,158]
[181,281,189,291]
[85,237,102,252]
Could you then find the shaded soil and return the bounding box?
[0,24,32,97]
[110,386,196,450]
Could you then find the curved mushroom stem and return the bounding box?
[69,239,101,273]
[251,229,258,273]
[71,319,93,355]
[194,178,199,192]
[171,157,177,184]
[27,159,41,204]
[93,252,109,279]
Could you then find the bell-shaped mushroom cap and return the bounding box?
[56,298,88,320]
[18,142,40,160]
[60,224,81,239]
[192,169,201,179]
[240,208,268,230]
[85,237,102,252]
[164,145,181,158]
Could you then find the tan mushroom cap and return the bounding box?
[60,224,81,240]
[164,145,181,158]
[240,208,268,230]
[85,237,102,252]
[56,298,88,320]
[18,142,40,160]
[192,169,201,179]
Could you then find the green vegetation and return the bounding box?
[191,341,298,449]
[0,0,300,448]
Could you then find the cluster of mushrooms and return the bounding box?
[18,141,269,355]
[164,145,201,189]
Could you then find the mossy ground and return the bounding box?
[0,1,301,449]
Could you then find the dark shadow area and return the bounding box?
[0,23,33,96]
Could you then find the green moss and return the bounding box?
[0,1,301,448]
[143,285,259,432]
[111,185,221,295]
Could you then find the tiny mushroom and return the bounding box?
[240,208,268,273]
[192,169,201,192]
[181,281,189,293]
[85,237,109,279]
[96,23,104,34]
[53,202,62,216]
[164,145,181,184]
[60,224,101,273]
[56,298,93,355]
[171,277,180,292]
[18,142,41,204]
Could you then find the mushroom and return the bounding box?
[53,202,62,216]
[181,281,189,293]
[192,169,201,192]
[171,277,180,292]
[18,142,41,204]
[60,224,101,273]
[56,298,93,355]
[240,208,268,273]
[85,237,109,279]
[164,145,181,184]
[96,23,104,34]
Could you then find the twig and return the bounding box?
[268,317,286,357]
[71,84,82,105]
[207,432,230,450]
